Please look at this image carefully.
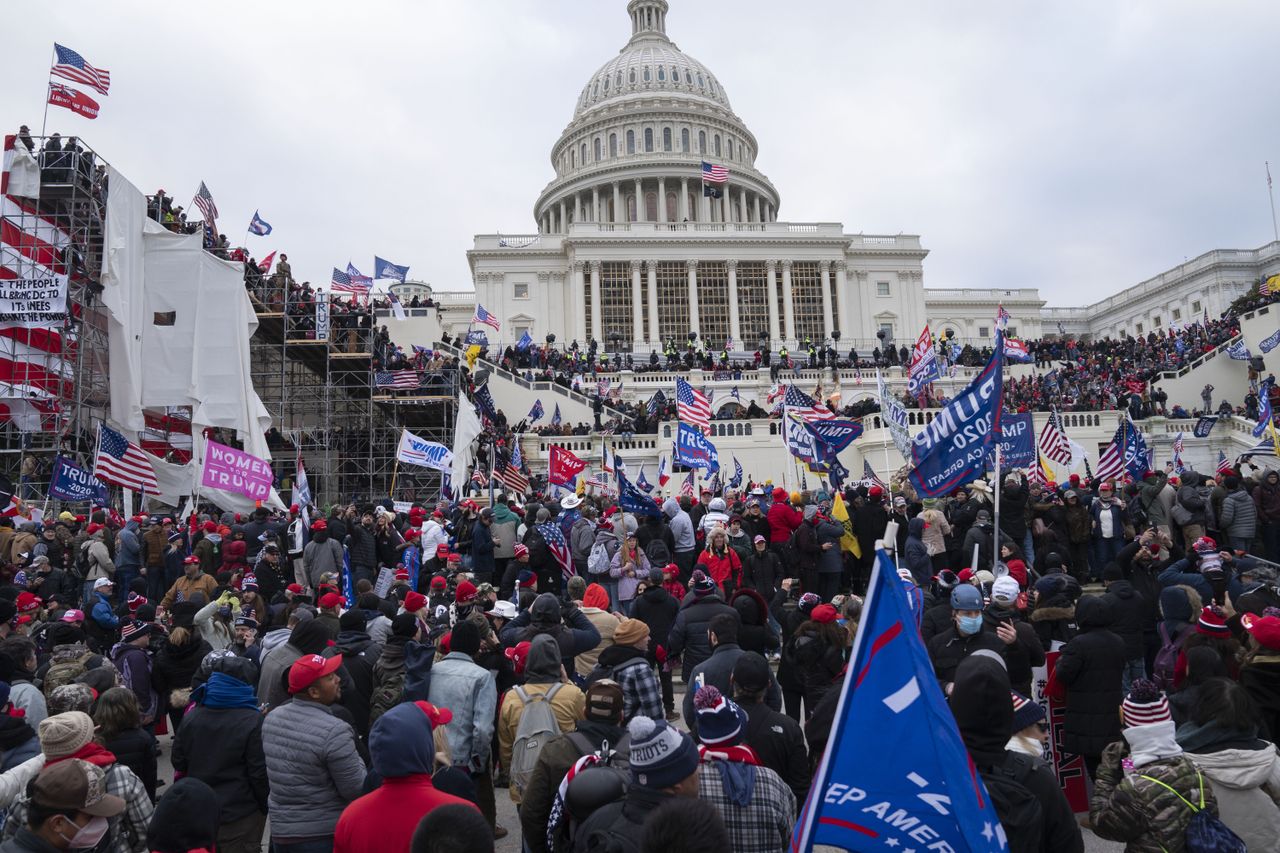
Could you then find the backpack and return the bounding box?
[75,541,92,580]
[977,752,1044,853]
[509,683,564,797]
[1139,769,1246,853]
[555,734,632,853]
[644,538,671,568]
[43,649,95,699]
[1152,622,1186,692]
[587,540,612,576]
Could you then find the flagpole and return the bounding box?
[992,443,1002,576]
[389,459,400,499]
[40,46,54,138]
[1268,162,1279,244]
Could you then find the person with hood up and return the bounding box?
[918,498,952,574]
[502,592,601,676]
[1101,562,1149,692]
[1254,469,1280,561]
[498,634,584,807]
[810,506,846,603]
[667,572,740,685]
[950,655,1082,853]
[171,661,268,853]
[982,577,1044,696]
[303,519,344,593]
[1177,675,1280,851]
[1052,595,1125,780]
[588,617,662,723]
[633,567,680,721]
[573,580,618,678]
[1029,573,1081,651]
[335,701,477,853]
[333,610,382,739]
[961,510,1013,579]
[728,588,778,656]
[1152,585,1201,690]
[113,519,142,601]
[255,616,329,711]
[662,498,697,582]
[697,497,729,536]
[903,516,932,588]
[696,526,742,597]
[1090,679,1220,850]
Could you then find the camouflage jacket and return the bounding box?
[1090,740,1219,853]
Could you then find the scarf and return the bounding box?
[697,744,759,807]
[48,742,116,769]
[1123,720,1183,769]
[192,672,260,711]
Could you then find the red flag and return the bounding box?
[548,445,587,488]
[47,83,99,120]
[257,251,276,274]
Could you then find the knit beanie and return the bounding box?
[391,613,419,639]
[450,619,481,657]
[627,715,699,789]
[1121,679,1172,726]
[1010,691,1045,733]
[613,617,650,647]
[691,570,716,598]
[146,777,219,853]
[1196,605,1231,638]
[38,711,94,758]
[798,592,820,616]
[692,686,747,747]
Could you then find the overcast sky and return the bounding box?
[11,1,1280,306]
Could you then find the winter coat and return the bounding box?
[1241,655,1280,742]
[609,544,650,603]
[1183,739,1280,850]
[667,591,740,681]
[904,517,932,586]
[1102,580,1148,661]
[1090,499,1125,540]
[346,523,377,570]
[927,627,1006,688]
[1090,741,1217,853]
[730,588,779,655]
[256,641,303,711]
[787,624,847,711]
[632,585,679,656]
[333,630,382,737]
[103,728,158,802]
[961,522,1011,573]
[696,547,742,591]
[427,651,498,770]
[490,504,520,560]
[171,687,269,822]
[1177,478,1212,529]
[792,520,819,576]
[919,508,951,557]
[1219,488,1258,546]
[814,518,844,575]
[767,501,803,544]
[82,533,114,581]
[682,642,782,734]
[742,700,811,806]
[1254,477,1280,523]
[519,719,626,853]
[980,604,1044,696]
[159,571,218,610]
[575,604,618,678]
[470,520,495,576]
[501,595,601,673]
[0,715,38,773]
[569,518,596,571]
[109,643,158,723]
[742,548,783,600]
[303,537,344,589]
[999,478,1029,541]
[1061,501,1092,546]
[114,522,141,570]
[1054,596,1125,758]
[1137,473,1170,528]
[263,697,367,839]
[662,499,696,553]
[497,638,584,804]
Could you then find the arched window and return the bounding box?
[603,76,609,92]
[629,68,636,84]
[626,130,635,154]
[594,138,602,161]
[626,194,637,222]
[645,192,658,221]
[657,66,665,81]
[609,133,618,157]
[726,138,734,160]
[672,66,679,83]
[580,142,586,165]
[666,192,677,221]
[592,81,599,97]
[662,127,672,151]
[685,69,693,84]
[644,128,653,152]
[643,66,651,82]
[713,135,721,157]
[681,128,690,151]
[570,149,575,168]
[697,73,704,87]
[616,71,623,87]
[698,131,706,154]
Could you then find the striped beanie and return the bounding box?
[1196,605,1232,638]
[693,686,747,747]
[1010,691,1045,733]
[1121,679,1171,727]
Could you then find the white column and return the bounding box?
[573,262,587,344]
[766,260,780,346]
[834,260,849,338]
[739,189,748,223]
[727,259,741,346]
[820,260,834,339]
[687,260,700,335]
[589,261,602,345]
[679,177,689,221]
[630,260,644,346]
[657,177,667,223]
[646,261,660,346]
[782,259,795,345]
[699,184,710,222]
[634,178,643,222]
[592,186,600,223]
[753,194,761,223]
[559,200,567,233]
[612,182,621,224]
[575,194,583,224]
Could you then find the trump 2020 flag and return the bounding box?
[793,549,1006,851]
[373,256,409,283]
[247,210,272,236]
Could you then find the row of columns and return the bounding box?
[572,259,850,349]
[541,178,776,234]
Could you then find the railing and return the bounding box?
[1152,332,1242,383]
[433,340,627,417]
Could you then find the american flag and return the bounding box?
[537,522,575,578]
[330,268,371,295]
[375,370,419,389]
[551,404,562,427]
[527,400,544,423]
[1172,432,1185,473]
[676,378,711,433]
[784,385,834,422]
[701,161,728,184]
[862,459,887,491]
[1217,450,1233,476]
[345,263,373,287]
[470,467,488,489]
[1096,423,1125,481]
[51,44,111,95]
[498,457,529,494]
[680,470,695,496]
[473,304,501,331]
[647,390,666,417]
[1027,456,1048,488]
[193,182,218,229]
[995,304,1010,331]
[93,423,158,492]
[1038,410,1073,466]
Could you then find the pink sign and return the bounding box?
[201,440,273,500]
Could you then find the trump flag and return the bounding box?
[793,549,1006,851]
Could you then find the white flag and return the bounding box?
[396,428,453,471]
[450,400,485,492]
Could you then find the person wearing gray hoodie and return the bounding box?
[114,519,142,598]
[663,498,696,582]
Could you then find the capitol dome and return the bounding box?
[533,0,780,233]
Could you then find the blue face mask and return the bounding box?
[957,614,984,636]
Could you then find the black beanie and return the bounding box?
[146,778,219,852]
[290,618,331,655]
[391,612,419,639]
[1102,562,1124,582]
[450,619,481,657]
[338,610,367,632]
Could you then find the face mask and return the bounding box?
[60,815,109,850]
[957,614,984,636]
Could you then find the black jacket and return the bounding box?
[1101,580,1147,660]
[926,627,1005,687]
[730,589,779,655]
[333,630,382,737]
[1053,596,1125,758]
[743,700,810,807]
[103,728,158,801]
[743,549,783,600]
[171,701,270,821]
[980,604,1045,696]
[1000,477,1029,541]
[632,585,679,655]
[1241,657,1280,742]
[152,636,214,701]
[920,601,954,644]
[667,592,739,681]
[681,642,781,732]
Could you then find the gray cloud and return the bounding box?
[10,1,1280,306]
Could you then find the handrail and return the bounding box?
[1153,332,1242,383]
[432,340,627,417]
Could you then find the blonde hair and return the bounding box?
[433,724,452,771]
[168,626,192,646]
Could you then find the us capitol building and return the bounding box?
[460,0,1280,353]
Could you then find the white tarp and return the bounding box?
[2,142,40,199]
[102,168,147,431]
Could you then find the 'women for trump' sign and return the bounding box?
[201,440,273,500]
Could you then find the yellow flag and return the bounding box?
[465,345,481,370]
[576,475,586,497]
[832,492,861,558]
[1039,452,1055,484]
[1265,273,1280,295]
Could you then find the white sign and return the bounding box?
[396,428,453,471]
[0,273,68,328]
[315,298,330,341]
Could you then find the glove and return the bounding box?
[655,645,667,664]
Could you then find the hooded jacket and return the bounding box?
[171,673,269,823]
[114,520,141,570]
[1254,472,1280,523]
[904,517,932,586]
[663,498,696,553]
[576,585,618,677]
[503,593,602,673]
[334,702,477,853]
[632,583,679,655]
[730,588,779,655]
[498,635,584,804]
[667,590,739,681]
[1181,728,1280,850]
[519,717,628,853]
[1101,579,1147,660]
[1053,596,1125,758]
[1219,486,1258,545]
[490,503,520,559]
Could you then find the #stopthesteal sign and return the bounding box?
[201,440,274,500]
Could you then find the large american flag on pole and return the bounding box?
[473,304,501,331]
[537,523,575,578]
[374,370,420,389]
[701,161,728,184]
[1038,409,1072,466]
[193,182,218,229]
[1095,423,1125,482]
[675,377,711,433]
[93,423,158,492]
[51,44,111,95]
[330,268,371,296]
[784,385,834,423]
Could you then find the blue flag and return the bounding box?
[804,419,864,454]
[48,455,109,504]
[1261,329,1280,354]
[373,256,410,282]
[728,457,743,489]
[794,550,1005,851]
[516,330,534,351]
[1227,340,1252,361]
[474,384,498,423]
[247,210,272,236]
[674,422,720,474]
[617,469,661,518]
[464,329,489,347]
[404,544,421,593]
[635,466,653,493]
[1120,417,1151,478]
[1193,415,1218,438]
[551,404,562,427]
[342,547,355,606]
[1255,378,1275,438]
[527,400,544,423]
[908,334,1004,497]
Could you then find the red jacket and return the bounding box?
[767,502,802,543]
[663,579,686,602]
[696,548,742,590]
[334,774,476,853]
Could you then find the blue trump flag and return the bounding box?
[908,334,1004,498]
[804,418,864,453]
[617,469,661,518]
[1255,377,1276,438]
[1261,329,1280,354]
[516,329,534,351]
[1192,415,1218,438]
[373,256,409,283]
[464,329,489,347]
[793,549,1006,851]
[48,455,109,504]
[674,422,720,474]
[728,456,743,489]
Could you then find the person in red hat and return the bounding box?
[304,519,344,595]
[316,593,345,641]
[262,653,366,850]
[427,574,450,614]
[766,487,802,556]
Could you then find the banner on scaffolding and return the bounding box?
[0,271,69,328]
[315,298,330,341]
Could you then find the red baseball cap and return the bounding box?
[455,580,477,604]
[404,591,427,612]
[286,583,304,595]
[318,593,345,610]
[505,640,532,675]
[311,519,328,531]
[288,654,343,694]
[430,575,447,590]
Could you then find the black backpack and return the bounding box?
[550,733,631,853]
[978,752,1044,853]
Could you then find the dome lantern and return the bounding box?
[627,0,669,42]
